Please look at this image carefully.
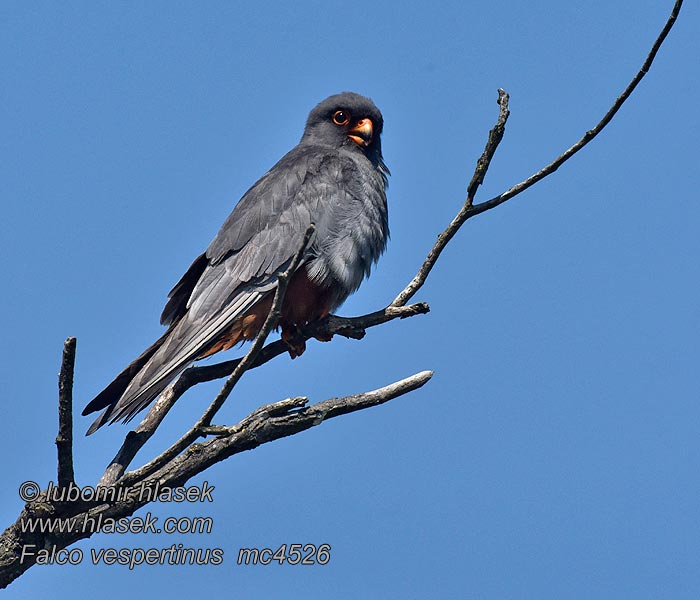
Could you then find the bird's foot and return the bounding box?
[281,325,306,359]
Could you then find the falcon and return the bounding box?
[83,92,389,434]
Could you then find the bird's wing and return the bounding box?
[96,146,351,426]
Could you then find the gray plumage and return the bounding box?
[83,92,389,434]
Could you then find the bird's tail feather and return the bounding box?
[82,328,172,434]
[84,290,264,435]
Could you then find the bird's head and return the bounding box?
[302,92,385,167]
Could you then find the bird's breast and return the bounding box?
[305,155,388,308]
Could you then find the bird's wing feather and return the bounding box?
[97,146,352,426]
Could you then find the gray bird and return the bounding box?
[82,92,389,434]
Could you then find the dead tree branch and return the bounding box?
[0,370,432,588]
[56,337,76,487]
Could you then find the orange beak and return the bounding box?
[347,118,373,147]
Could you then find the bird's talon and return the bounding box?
[281,326,306,358]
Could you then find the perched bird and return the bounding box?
[82,92,389,434]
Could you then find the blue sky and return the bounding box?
[1,1,698,598]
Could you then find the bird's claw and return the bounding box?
[281,326,306,359]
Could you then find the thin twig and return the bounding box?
[467,88,510,205]
[390,89,511,308]
[470,0,682,217]
[172,302,429,388]
[107,225,315,486]
[56,337,76,487]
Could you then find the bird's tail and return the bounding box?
[83,290,265,435]
[82,328,173,434]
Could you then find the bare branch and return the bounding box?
[148,370,435,485]
[391,0,683,308]
[56,337,76,487]
[467,88,510,205]
[173,301,430,387]
[390,89,511,308]
[470,1,682,217]
[0,371,431,588]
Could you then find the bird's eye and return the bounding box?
[332,110,350,126]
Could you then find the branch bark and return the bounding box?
[56,337,76,487]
